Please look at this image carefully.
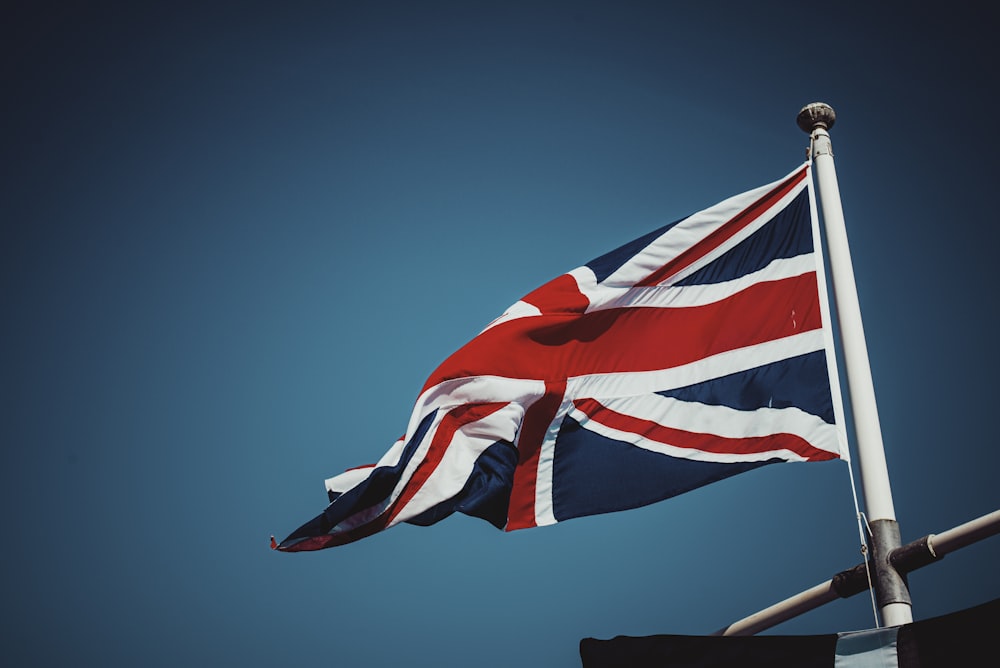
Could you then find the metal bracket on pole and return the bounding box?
[870,519,911,609]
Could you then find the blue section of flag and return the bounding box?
[657,351,836,423]
[678,189,813,286]
[551,415,774,522]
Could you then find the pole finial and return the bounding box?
[797,102,836,133]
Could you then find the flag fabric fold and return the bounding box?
[277,163,847,552]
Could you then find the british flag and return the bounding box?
[276,163,847,552]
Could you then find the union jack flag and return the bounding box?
[276,163,847,552]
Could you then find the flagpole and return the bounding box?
[797,102,913,627]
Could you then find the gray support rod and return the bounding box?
[714,508,1000,636]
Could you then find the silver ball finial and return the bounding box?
[796,102,836,133]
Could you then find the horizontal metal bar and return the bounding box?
[930,508,1000,556]
[712,580,839,636]
[715,508,1000,636]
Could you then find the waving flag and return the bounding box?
[276,163,847,552]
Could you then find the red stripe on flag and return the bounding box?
[425,272,822,389]
[574,398,838,461]
[636,166,809,287]
[521,273,589,314]
[506,381,566,531]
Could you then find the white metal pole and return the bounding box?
[797,103,913,626]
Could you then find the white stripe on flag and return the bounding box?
[575,393,841,461]
[534,395,575,528]
[582,254,818,314]
[391,401,524,526]
[599,166,808,289]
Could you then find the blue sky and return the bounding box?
[3,2,998,666]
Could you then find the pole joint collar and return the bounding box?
[870,518,912,608]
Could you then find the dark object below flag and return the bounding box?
[277,163,847,551]
[579,597,1000,667]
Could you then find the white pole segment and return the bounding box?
[797,103,913,626]
[811,130,895,522]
